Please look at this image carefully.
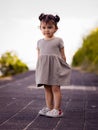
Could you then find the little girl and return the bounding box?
[36,13,71,117]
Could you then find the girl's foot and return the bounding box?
[39,107,50,116]
[46,109,63,117]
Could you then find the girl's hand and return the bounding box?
[60,48,66,62]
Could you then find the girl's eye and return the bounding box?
[48,26,52,29]
[41,26,53,29]
[42,27,46,29]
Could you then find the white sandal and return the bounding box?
[46,109,63,117]
[39,107,50,116]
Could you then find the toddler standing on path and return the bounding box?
[36,13,71,117]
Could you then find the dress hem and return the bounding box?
[36,82,71,87]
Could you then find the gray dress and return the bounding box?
[36,37,71,87]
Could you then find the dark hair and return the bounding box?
[39,13,60,28]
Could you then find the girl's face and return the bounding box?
[40,21,57,39]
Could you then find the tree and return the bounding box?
[72,27,98,74]
[0,51,29,76]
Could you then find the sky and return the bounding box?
[0,0,98,70]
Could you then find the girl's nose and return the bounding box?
[45,28,48,31]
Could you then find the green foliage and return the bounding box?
[72,27,98,74]
[72,48,85,66]
[0,51,29,76]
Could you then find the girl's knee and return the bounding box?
[52,85,60,92]
[44,85,52,92]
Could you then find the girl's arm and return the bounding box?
[60,48,66,62]
[37,48,40,58]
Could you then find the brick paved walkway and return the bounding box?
[0,70,98,130]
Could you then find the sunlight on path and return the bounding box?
[27,85,97,91]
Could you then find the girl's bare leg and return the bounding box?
[44,85,53,109]
[52,85,62,110]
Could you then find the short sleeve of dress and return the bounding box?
[59,38,64,49]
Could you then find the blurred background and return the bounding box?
[0,0,98,76]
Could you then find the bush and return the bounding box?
[0,51,29,76]
[72,48,84,66]
[72,27,98,74]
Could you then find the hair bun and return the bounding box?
[39,13,45,21]
[55,15,60,22]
